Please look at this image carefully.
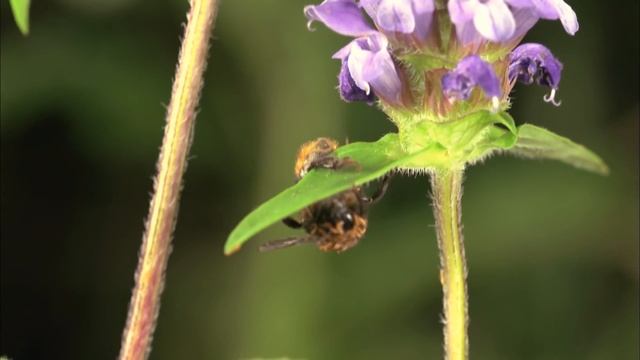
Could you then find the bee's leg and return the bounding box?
[259,236,316,252]
[309,155,361,172]
[368,174,392,205]
[282,217,303,229]
[308,154,340,171]
[337,156,362,171]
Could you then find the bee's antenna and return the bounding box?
[259,236,316,252]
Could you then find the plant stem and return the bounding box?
[431,168,468,360]
[118,1,218,359]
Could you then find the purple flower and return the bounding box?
[333,33,403,105]
[509,43,564,106]
[338,58,376,103]
[448,0,579,44]
[304,0,404,105]
[442,55,501,110]
[361,0,436,46]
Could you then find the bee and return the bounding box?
[259,138,390,253]
[293,137,359,179]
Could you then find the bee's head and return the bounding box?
[312,137,338,153]
[295,137,340,179]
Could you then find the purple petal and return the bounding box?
[504,0,533,7]
[362,0,435,44]
[449,0,516,43]
[338,58,376,103]
[472,0,516,42]
[409,0,436,40]
[448,0,475,24]
[346,41,374,94]
[505,0,579,35]
[364,49,403,103]
[360,0,382,20]
[453,20,485,45]
[458,56,502,98]
[335,33,402,104]
[442,55,501,101]
[442,72,474,100]
[304,0,374,37]
[376,0,416,33]
[510,6,540,39]
[538,0,579,35]
[509,43,563,89]
[332,41,353,60]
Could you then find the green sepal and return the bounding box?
[505,124,609,175]
[224,134,444,255]
[435,110,517,150]
[9,0,30,35]
[398,110,518,168]
[461,112,519,163]
[400,52,454,71]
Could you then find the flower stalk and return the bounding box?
[118,1,218,359]
[431,168,468,360]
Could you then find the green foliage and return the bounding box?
[225,111,522,254]
[506,124,609,175]
[9,0,30,35]
[225,111,609,254]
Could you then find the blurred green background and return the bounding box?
[1,0,638,359]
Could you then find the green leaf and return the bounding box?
[9,0,30,35]
[506,124,609,175]
[224,134,445,255]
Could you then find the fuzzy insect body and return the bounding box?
[260,137,389,253]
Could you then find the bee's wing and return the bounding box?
[259,236,317,252]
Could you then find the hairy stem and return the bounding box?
[118,1,218,359]
[431,168,468,360]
